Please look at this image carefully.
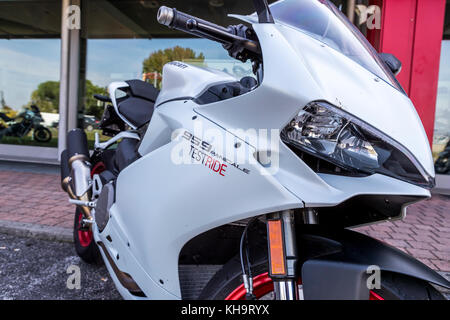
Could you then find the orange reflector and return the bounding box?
[268,219,286,275]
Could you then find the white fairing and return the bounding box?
[93,10,434,300]
[195,23,434,177]
[155,62,236,107]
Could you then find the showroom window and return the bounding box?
[77,0,262,147]
[76,0,376,147]
[0,0,61,148]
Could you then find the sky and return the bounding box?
[0,37,246,110]
[0,39,60,110]
[85,38,235,87]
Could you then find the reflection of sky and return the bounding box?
[434,40,450,140]
[86,38,233,87]
[0,39,60,110]
[0,38,237,110]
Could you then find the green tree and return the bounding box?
[29,80,106,119]
[30,81,59,113]
[142,46,205,87]
[83,80,107,119]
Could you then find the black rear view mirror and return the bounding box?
[379,53,402,76]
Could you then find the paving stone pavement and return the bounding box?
[355,196,450,272]
[0,168,449,272]
[0,170,74,229]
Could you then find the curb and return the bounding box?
[0,220,73,243]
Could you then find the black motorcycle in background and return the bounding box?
[435,139,450,174]
[0,105,52,143]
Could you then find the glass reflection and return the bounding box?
[0,39,60,147]
[80,38,253,147]
[433,41,450,175]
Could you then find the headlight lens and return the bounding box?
[281,101,434,188]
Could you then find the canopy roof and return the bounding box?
[0,0,276,39]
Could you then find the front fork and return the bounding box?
[266,209,317,300]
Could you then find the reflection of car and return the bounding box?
[50,115,100,131]
[84,115,99,131]
[435,139,450,174]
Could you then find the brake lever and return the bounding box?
[187,19,260,55]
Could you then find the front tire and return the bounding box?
[33,127,52,142]
[199,254,445,300]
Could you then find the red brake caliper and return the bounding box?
[77,161,106,247]
[225,272,384,300]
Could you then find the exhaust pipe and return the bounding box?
[60,149,76,199]
[61,129,93,220]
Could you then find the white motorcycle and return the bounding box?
[60,0,449,300]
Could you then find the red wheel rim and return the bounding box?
[76,161,106,247]
[369,291,384,300]
[225,273,274,300]
[225,272,384,300]
[77,211,93,247]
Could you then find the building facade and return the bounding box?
[0,0,449,191]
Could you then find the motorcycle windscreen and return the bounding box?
[269,0,403,93]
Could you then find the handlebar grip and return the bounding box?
[157,6,260,58]
[157,6,229,35]
[156,6,174,26]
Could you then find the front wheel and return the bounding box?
[33,126,52,142]
[199,255,445,300]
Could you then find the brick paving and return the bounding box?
[0,170,73,229]
[0,169,448,271]
[355,197,450,272]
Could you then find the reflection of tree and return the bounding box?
[142,46,205,87]
[0,91,17,120]
[31,81,59,113]
[0,90,7,108]
[84,80,108,119]
[29,80,107,119]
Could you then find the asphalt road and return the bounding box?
[1,232,448,300]
[0,233,121,300]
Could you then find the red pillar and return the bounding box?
[409,0,446,145]
[371,0,446,145]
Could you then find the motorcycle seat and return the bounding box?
[117,80,159,129]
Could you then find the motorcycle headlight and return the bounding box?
[281,101,434,188]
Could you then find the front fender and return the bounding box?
[297,225,450,290]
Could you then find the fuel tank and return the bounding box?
[155,61,236,107]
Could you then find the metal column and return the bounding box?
[346,0,356,23]
[57,0,70,159]
[57,0,81,159]
[67,0,81,132]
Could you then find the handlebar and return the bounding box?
[157,6,260,58]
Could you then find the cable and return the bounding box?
[239,217,257,300]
